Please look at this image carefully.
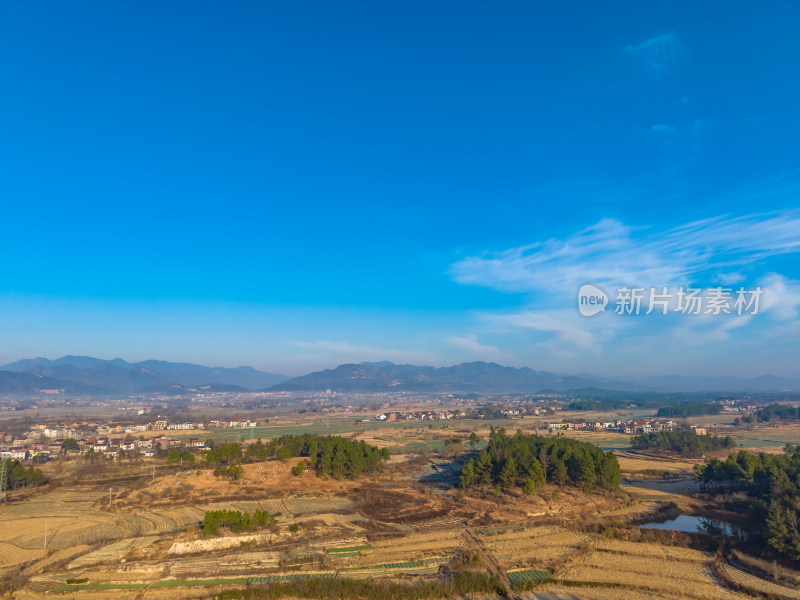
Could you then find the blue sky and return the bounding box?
[1,2,798,377]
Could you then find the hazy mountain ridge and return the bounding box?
[0,370,105,395]
[271,361,800,394]
[0,356,288,394]
[269,361,636,393]
[2,357,798,396]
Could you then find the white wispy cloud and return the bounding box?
[482,310,595,349]
[649,123,677,135]
[479,308,631,352]
[759,273,800,321]
[450,211,800,300]
[445,334,510,361]
[288,340,436,365]
[452,210,800,355]
[625,32,687,75]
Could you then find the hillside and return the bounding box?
[269,361,626,393]
[0,370,105,395]
[0,356,288,394]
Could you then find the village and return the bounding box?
[0,418,259,462]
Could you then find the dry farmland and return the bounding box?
[5,418,800,600]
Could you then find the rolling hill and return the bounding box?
[0,356,288,394]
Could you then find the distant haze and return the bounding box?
[1,356,798,395]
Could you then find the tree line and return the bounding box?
[632,430,735,458]
[216,571,509,600]
[656,403,721,418]
[202,435,389,480]
[1,459,46,489]
[696,445,800,562]
[567,400,627,411]
[459,428,620,493]
[201,509,276,535]
[749,404,800,423]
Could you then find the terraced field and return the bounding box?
[170,558,222,576]
[157,506,206,526]
[482,526,591,566]
[596,538,707,562]
[295,512,365,529]
[507,568,550,585]
[560,544,750,599]
[157,551,283,577]
[329,544,371,553]
[356,531,463,565]
[0,488,116,550]
[283,496,353,514]
[1,488,213,554]
[719,562,800,599]
[22,544,91,575]
[410,515,466,531]
[69,538,137,567]
[0,542,46,567]
[220,551,281,569]
[256,499,288,514]
[69,536,158,568]
[519,584,688,599]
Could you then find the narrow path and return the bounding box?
[463,527,519,598]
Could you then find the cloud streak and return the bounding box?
[450,211,800,300]
[445,334,511,361]
[625,32,687,75]
[288,340,437,365]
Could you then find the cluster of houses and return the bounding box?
[548,419,680,434]
[207,419,257,428]
[1,434,208,461]
[373,410,460,422]
[0,416,265,463]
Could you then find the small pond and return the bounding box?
[640,514,745,539]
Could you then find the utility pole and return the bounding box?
[108,487,113,508]
[152,465,155,480]
[0,457,7,503]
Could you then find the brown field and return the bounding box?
[483,526,592,567]
[719,562,800,599]
[6,417,798,599]
[559,539,751,600]
[615,451,698,474]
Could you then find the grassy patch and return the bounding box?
[508,569,551,585]
[54,577,252,592]
[54,583,147,592]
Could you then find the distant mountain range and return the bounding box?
[0,356,288,395]
[272,362,800,394]
[270,361,628,393]
[1,357,798,396]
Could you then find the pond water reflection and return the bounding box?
[640,514,745,539]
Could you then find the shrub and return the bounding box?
[201,509,275,535]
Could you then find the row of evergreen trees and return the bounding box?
[204,443,244,466]
[459,429,620,492]
[201,509,276,535]
[656,403,721,418]
[203,435,389,480]
[696,446,800,561]
[1,459,46,489]
[751,404,800,422]
[632,430,735,458]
